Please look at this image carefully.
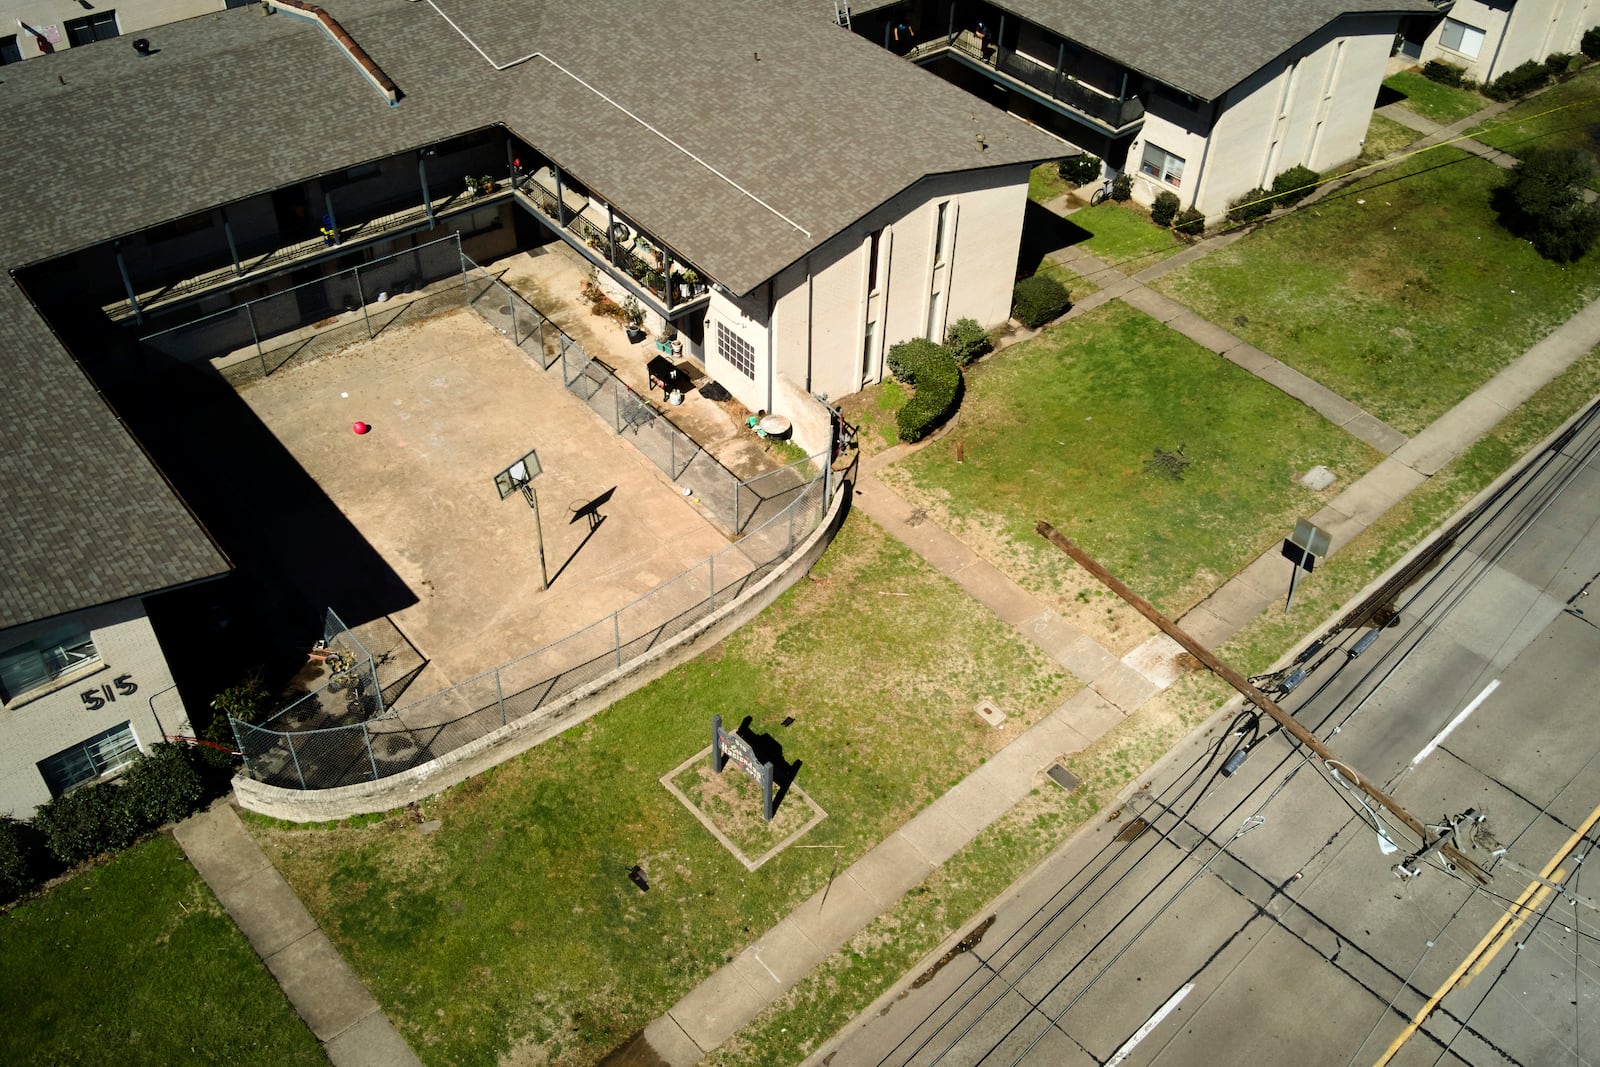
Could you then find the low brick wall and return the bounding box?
[232,480,852,822]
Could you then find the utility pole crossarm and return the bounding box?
[1035,521,1488,885]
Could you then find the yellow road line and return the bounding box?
[1373,800,1600,1066]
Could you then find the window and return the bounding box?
[866,229,883,293]
[64,11,119,47]
[1139,143,1186,188]
[38,722,140,797]
[862,319,876,379]
[1439,18,1485,59]
[716,320,755,379]
[0,623,98,702]
[1,35,22,65]
[932,202,949,266]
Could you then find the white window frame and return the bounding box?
[0,623,100,703]
[38,722,141,797]
[716,320,756,379]
[1139,143,1186,188]
[1439,18,1485,60]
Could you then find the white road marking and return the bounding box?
[1412,679,1500,766]
[1106,983,1194,1066]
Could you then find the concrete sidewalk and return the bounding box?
[172,803,423,1067]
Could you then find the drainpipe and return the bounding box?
[804,263,814,393]
[766,280,776,415]
[419,153,435,227]
[115,243,142,324]
[996,15,1005,62]
[222,210,243,276]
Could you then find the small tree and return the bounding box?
[1057,155,1102,186]
[1110,173,1133,202]
[886,337,944,384]
[1011,275,1071,328]
[944,318,992,365]
[1150,191,1180,227]
[1494,147,1600,262]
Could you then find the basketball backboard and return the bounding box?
[493,448,542,499]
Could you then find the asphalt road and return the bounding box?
[820,404,1600,1067]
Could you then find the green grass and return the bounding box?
[1067,202,1185,273]
[249,515,1073,1066]
[886,301,1380,617]
[0,837,323,1066]
[1152,146,1600,435]
[1469,64,1600,186]
[1383,70,1488,125]
[1361,112,1421,161]
[1028,161,1073,203]
[1035,259,1100,300]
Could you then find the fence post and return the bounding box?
[496,669,506,726]
[734,479,741,534]
[708,556,716,610]
[614,613,623,668]
[246,302,267,379]
[362,721,379,781]
[355,264,373,338]
[288,734,307,789]
[230,717,250,775]
[788,509,796,555]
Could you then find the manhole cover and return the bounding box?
[1115,817,1150,843]
[1046,763,1080,793]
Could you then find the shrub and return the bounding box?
[120,744,207,827]
[1583,26,1600,61]
[895,346,962,443]
[944,317,992,365]
[1484,60,1550,101]
[1494,146,1600,262]
[1271,164,1321,208]
[33,782,142,867]
[204,675,271,748]
[1543,51,1575,76]
[1226,187,1273,223]
[1174,207,1206,236]
[1421,60,1469,87]
[1056,154,1102,186]
[0,817,49,904]
[1010,274,1071,328]
[1150,191,1180,228]
[886,337,944,383]
[1110,173,1133,202]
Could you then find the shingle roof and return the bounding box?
[856,0,1436,100]
[0,0,1064,630]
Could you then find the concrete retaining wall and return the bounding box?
[232,480,852,822]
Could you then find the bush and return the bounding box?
[1150,191,1180,228]
[944,317,992,365]
[895,346,962,443]
[1583,26,1600,61]
[1010,274,1071,328]
[1174,207,1206,236]
[1484,60,1551,101]
[1271,164,1321,208]
[1226,187,1273,223]
[1420,60,1467,87]
[120,744,206,827]
[886,337,944,384]
[1056,154,1102,186]
[33,783,142,867]
[1543,51,1575,76]
[0,817,49,904]
[204,675,271,749]
[1110,173,1133,202]
[1494,146,1600,262]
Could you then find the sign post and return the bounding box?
[712,714,775,821]
[1282,517,1331,614]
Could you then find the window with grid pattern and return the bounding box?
[717,321,755,379]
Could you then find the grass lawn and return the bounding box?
[1469,65,1600,186]
[0,837,323,1067]
[1028,160,1073,203]
[1361,112,1421,161]
[880,301,1380,643]
[1382,70,1488,125]
[248,515,1074,1066]
[1066,202,1185,273]
[1151,146,1600,435]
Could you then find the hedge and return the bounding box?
[886,336,945,384]
[1271,165,1321,208]
[1174,207,1206,236]
[1226,187,1273,223]
[895,344,962,443]
[1057,154,1102,186]
[1011,274,1072,328]
[1421,60,1470,88]
[1584,26,1600,61]
[944,317,992,365]
[1483,60,1551,101]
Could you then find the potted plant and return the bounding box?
[622,296,646,342]
[479,174,497,194]
[680,267,703,296]
[643,269,664,297]
[464,175,482,197]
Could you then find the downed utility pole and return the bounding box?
[1036,521,1488,884]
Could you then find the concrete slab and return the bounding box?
[1088,660,1159,712]
[1057,688,1125,742]
[938,775,1018,834]
[1322,458,1428,533]
[668,963,768,1052]
[848,833,935,909]
[171,804,275,894]
[734,918,826,991]
[1251,361,1365,426]
[786,868,881,956]
[641,1016,706,1067]
[1023,708,1095,756]
[1119,285,1188,324]
[263,933,381,1043]
[1181,577,1276,641]
[1170,604,1238,650]
[1393,391,1513,475]
[1339,409,1408,454]
[324,1011,424,1067]
[1121,632,1189,688]
[1306,504,1369,555]
[975,734,1054,792]
[1165,311,1241,354]
[210,864,319,958]
[1220,343,1277,374]
[947,560,1050,629]
[1019,611,1116,681]
[898,804,974,867]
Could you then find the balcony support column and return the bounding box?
[223,212,244,276]
[419,155,435,227]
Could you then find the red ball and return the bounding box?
[352,421,369,435]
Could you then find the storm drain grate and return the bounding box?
[1046,763,1080,793]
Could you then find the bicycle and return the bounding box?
[1088,176,1116,206]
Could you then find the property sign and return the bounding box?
[711,714,775,821]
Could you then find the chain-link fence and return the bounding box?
[233,470,835,790]
[137,234,469,387]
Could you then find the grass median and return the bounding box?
[1381,70,1487,125]
[1152,146,1600,434]
[0,837,323,1067]
[1469,65,1600,185]
[247,514,1074,1066]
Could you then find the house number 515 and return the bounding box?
[80,675,138,711]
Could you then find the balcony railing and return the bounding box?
[908,32,1144,132]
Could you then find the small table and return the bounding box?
[647,355,688,395]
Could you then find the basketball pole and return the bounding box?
[522,483,548,589]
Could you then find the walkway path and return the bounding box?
[640,98,1600,1065]
[172,803,424,1067]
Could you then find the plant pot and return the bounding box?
[626,326,646,343]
